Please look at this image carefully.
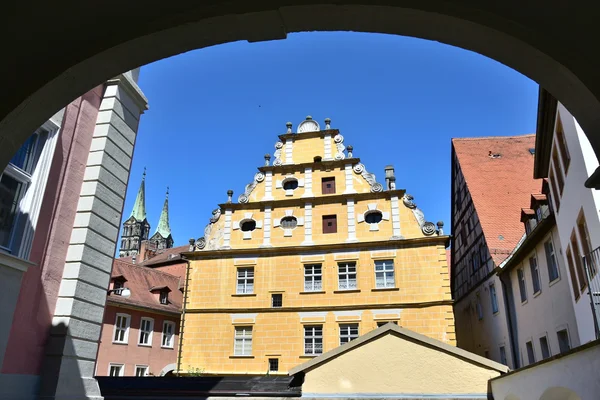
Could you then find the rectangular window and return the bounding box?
[479,245,486,264]
[268,358,279,372]
[529,256,541,294]
[162,321,175,348]
[377,321,398,327]
[489,284,499,314]
[570,232,587,291]
[548,167,561,212]
[135,365,149,377]
[552,150,565,195]
[476,292,483,320]
[339,324,359,345]
[304,264,322,292]
[557,329,571,353]
[539,336,551,359]
[113,280,124,294]
[271,293,282,308]
[159,291,168,305]
[517,268,527,303]
[236,267,254,294]
[565,247,580,300]
[577,213,595,276]
[374,260,395,289]
[544,240,560,282]
[138,317,154,346]
[499,346,507,365]
[526,341,536,365]
[321,177,336,194]
[555,118,571,172]
[109,363,124,377]
[113,313,130,344]
[304,325,323,355]
[234,326,252,356]
[338,262,357,290]
[322,215,337,234]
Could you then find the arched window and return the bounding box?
[241,220,257,232]
[280,216,298,229]
[365,211,383,224]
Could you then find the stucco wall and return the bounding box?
[552,104,600,344]
[454,274,513,368]
[95,305,179,377]
[302,333,501,396]
[506,227,580,366]
[490,341,600,400]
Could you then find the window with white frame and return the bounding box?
[339,324,359,345]
[544,239,560,282]
[234,326,253,356]
[529,256,541,294]
[304,264,322,292]
[138,317,154,346]
[304,325,323,355]
[374,260,395,288]
[0,123,58,258]
[113,314,130,343]
[489,283,499,314]
[162,321,175,348]
[338,262,357,290]
[517,268,527,303]
[159,291,168,305]
[237,268,254,294]
[135,365,149,377]
[109,363,124,377]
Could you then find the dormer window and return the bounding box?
[111,276,127,295]
[160,291,168,305]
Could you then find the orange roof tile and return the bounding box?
[139,245,189,267]
[453,134,541,265]
[108,258,182,314]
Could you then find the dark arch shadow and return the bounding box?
[2,2,600,185]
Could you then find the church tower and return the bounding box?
[119,170,151,257]
[149,188,174,251]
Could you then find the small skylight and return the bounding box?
[529,148,535,155]
[488,151,502,159]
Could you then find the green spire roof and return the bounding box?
[130,169,147,221]
[156,187,171,238]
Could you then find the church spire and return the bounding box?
[130,168,147,221]
[156,187,171,238]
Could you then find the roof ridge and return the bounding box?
[452,133,535,142]
[114,258,181,279]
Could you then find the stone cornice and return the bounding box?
[258,157,361,174]
[218,189,406,210]
[277,128,340,142]
[534,87,557,179]
[107,72,149,111]
[183,234,450,259]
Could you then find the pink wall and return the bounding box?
[96,305,180,376]
[1,86,104,375]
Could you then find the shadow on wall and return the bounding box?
[539,387,582,400]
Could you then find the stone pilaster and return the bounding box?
[390,195,403,239]
[324,133,332,160]
[262,170,274,201]
[302,202,313,245]
[222,209,233,249]
[262,205,272,247]
[302,167,313,198]
[343,163,356,194]
[284,138,293,165]
[39,73,147,400]
[346,198,358,242]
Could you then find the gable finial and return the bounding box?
[286,122,293,134]
[325,118,331,129]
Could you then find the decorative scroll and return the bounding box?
[196,208,224,250]
[353,163,383,193]
[273,142,284,166]
[333,134,346,160]
[238,172,265,203]
[402,194,436,236]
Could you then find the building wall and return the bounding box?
[549,104,600,344]
[302,333,502,396]
[454,274,513,368]
[96,305,179,377]
[505,227,580,366]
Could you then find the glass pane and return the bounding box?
[0,174,25,248]
[10,133,38,173]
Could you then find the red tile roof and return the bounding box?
[138,245,189,267]
[108,258,182,314]
[453,134,541,265]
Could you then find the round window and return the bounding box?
[365,211,383,224]
[240,220,257,232]
[280,216,298,229]
[283,179,298,190]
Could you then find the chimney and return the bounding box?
[384,165,395,190]
[138,240,148,263]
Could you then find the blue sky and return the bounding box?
[124,31,538,248]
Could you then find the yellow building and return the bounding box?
[181,116,454,375]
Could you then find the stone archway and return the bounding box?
[159,363,177,377]
[3,1,600,186]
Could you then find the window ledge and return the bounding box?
[533,290,542,298]
[231,293,257,297]
[300,291,326,295]
[334,289,361,294]
[521,299,529,306]
[371,287,399,292]
[138,343,153,348]
[548,277,561,287]
[299,355,319,359]
[161,346,174,350]
[112,341,129,345]
[229,355,255,359]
